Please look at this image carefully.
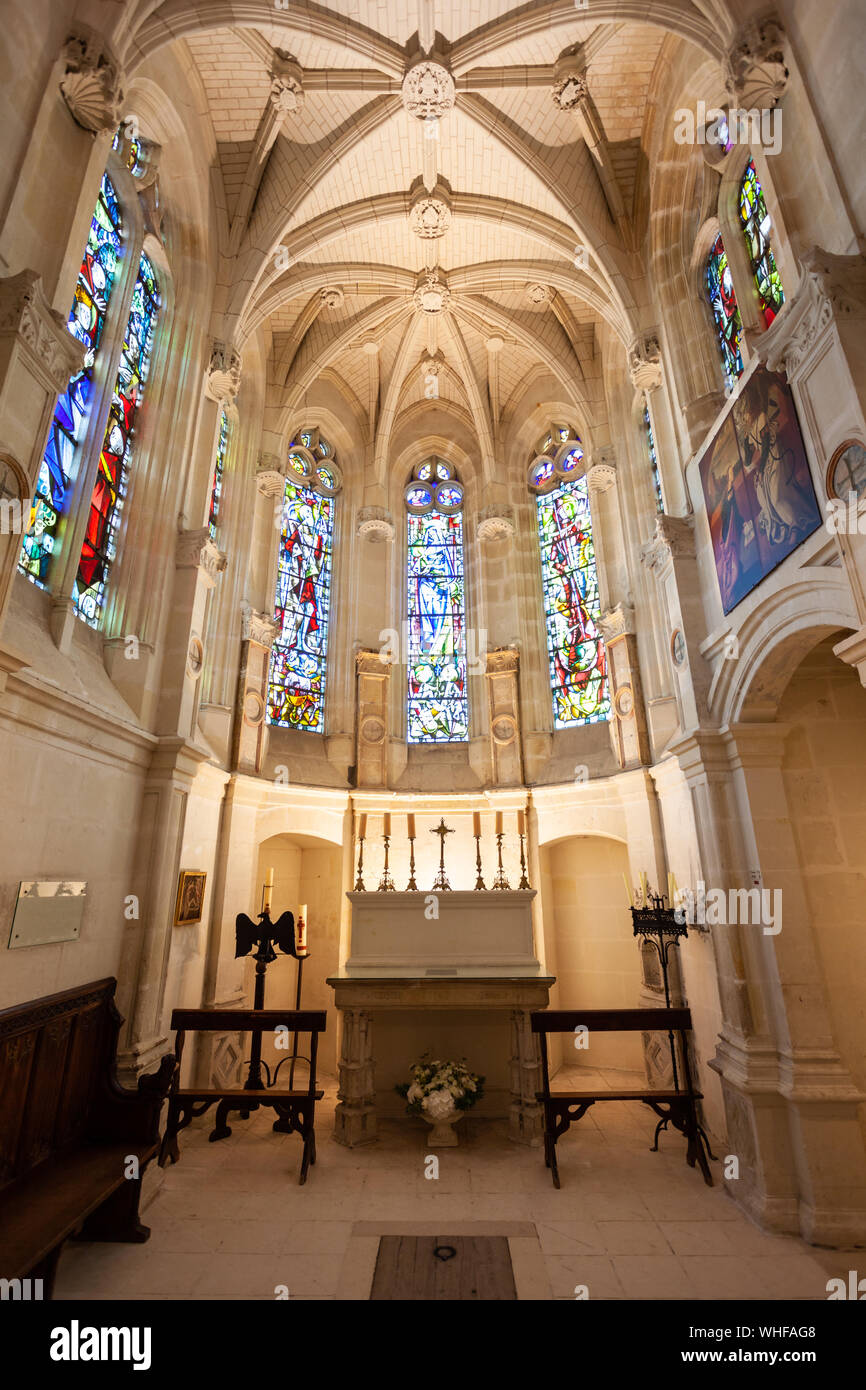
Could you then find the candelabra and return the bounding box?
[378,831,396,891]
[354,831,366,891]
[473,828,485,891]
[518,830,530,890]
[629,884,688,1091]
[406,830,418,891]
[491,832,511,890]
[234,904,296,1093]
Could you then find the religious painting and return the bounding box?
[174,870,206,926]
[698,366,822,614]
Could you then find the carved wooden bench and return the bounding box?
[0,978,175,1298]
[531,1007,716,1189]
[158,1008,327,1185]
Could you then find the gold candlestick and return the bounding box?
[518,833,530,890]
[491,831,510,890]
[378,833,396,891]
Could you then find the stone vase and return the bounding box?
[423,1108,462,1146]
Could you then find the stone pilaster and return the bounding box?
[599,603,651,769]
[231,603,277,774]
[485,646,523,786]
[641,514,711,733]
[156,528,226,741]
[355,649,390,787]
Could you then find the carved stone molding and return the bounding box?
[485,647,523,785]
[240,601,277,649]
[413,270,451,314]
[586,449,617,493]
[356,649,390,787]
[760,247,866,379]
[526,282,552,306]
[357,507,395,542]
[0,270,85,394]
[551,69,589,111]
[477,506,516,541]
[409,188,452,240]
[724,17,789,108]
[401,61,455,121]
[628,333,662,391]
[59,30,125,134]
[599,602,636,643]
[270,55,304,114]
[641,514,695,572]
[204,340,242,405]
[319,286,345,310]
[256,455,287,497]
[176,527,227,582]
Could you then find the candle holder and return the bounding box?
[473,831,486,891]
[406,833,418,891]
[234,905,296,1093]
[430,818,454,891]
[518,831,530,890]
[491,832,511,890]
[354,832,366,892]
[629,886,688,1089]
[378,833,396,891]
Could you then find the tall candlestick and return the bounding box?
[473,814,485,891]
[355,822,366,891]
[406,814,418,891]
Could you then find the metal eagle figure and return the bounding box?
[234,910,297,963]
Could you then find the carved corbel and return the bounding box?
[59,29,126,134]
[204,341,243,406]
[628,333,663,392]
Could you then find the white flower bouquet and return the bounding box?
[396,1055,485,1119]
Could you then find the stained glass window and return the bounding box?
[19,175,123,587]
[208,410,229,539]
[73,252,160,626]
[644,403,663,512]
[406,459,468,743]
[533,440,609,728]
[705,233,744,392]
[267,436,338,734]
[739,159,785,327]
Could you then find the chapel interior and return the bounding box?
[1,0,866,1304]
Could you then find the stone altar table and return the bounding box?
[330,889,554,1146]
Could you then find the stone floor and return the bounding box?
[55,1068,860,1301]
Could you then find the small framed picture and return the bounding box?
[175,870,206,926]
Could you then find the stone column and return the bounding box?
[355,649,390,788]
[628,330,688,517]
[509,1009,544,1145]
[156,528,226,740]
[334,1008,377,1146]
[231,604,277,774]
[0,271,84,631]
[599,603,651,769]
[485,646,523,785]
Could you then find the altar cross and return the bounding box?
[430,817,454,890]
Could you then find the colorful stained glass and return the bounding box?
[536,476,609,728]
[739,159,785,327]
[19,175,123,586]
[267,480,334,733]
[407,509,468,743]
[645,403,663,512]
[706,233,744,392]
[73,252,160,625]
[208,410,229,540]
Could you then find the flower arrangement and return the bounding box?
[396,1056,485,1120]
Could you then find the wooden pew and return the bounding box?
[158,1008,327,1185]
[531,1007,716,1189]
[0,978,175,1297]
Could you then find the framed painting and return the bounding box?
[698,366,822,615]
[174,869,206,926]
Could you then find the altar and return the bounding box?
[328,889,555,1146]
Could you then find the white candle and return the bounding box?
[297,903,308,954]
[623,874,633,908]
[263,867,274,914]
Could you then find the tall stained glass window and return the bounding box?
[267,432,340,734]
[529,429,609,728]
[73,252,160,625]
[208,410,229,540]
[739,159,785,327]
[705,232,744,392]
[19,174,123,586]
[644,403,663,512]
[406,458,468,743]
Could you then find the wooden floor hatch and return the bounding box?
[369,1235,517,1301]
